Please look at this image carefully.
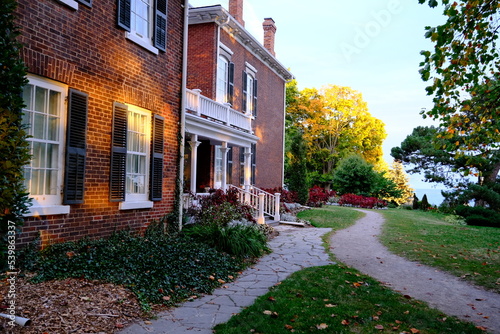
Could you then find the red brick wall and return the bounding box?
[15,0,184,246]
[187,23,218,99]
[219,31,286,189]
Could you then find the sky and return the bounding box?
[188,0,447,192]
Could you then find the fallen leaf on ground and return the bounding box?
[316,323,328,330]
[374,324,384,330]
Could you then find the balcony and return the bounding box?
[185,89,253,134]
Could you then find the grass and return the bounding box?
[297,205,365,230]
[214,206,489,333]
[379,208,500,293]
[214,265,483,333]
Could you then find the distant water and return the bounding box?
[413,188,446,206]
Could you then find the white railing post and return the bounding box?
[257,193,265,224]
[193,89,202,116]
[274,193,281,221]
[244,184,251,205]
[223,103,231,125]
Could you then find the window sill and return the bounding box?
[119,201,154,210]
[125,32,159,55]
[24,205,71,217]
[56,0,79,10]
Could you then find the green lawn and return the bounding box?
[379,208,500,292]
[214,206,489,333]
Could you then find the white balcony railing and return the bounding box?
[186,89,253,133]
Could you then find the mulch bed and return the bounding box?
[0,276,149,333]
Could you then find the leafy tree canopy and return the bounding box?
[332,154,401,199]
[286,84,386,187]
[418,0,500,181]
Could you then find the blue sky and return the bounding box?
[189,0,447,189]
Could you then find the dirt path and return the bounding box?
[329,209,500,333]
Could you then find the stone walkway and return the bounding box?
[121,209,500,333]
[330,209,500,334]
[120,226,333,333]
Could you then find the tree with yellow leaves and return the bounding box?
[384,160,414,205]
[287,84,386,187]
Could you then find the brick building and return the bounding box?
[184,0,293,197]
[15,0,187,246]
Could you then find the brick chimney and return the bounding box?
[229,0,245,27]
[263,18,277,57]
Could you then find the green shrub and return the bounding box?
[0,0,31,270]
[455,205,500,227]
[19,229,244,308]
[420,194,430,210]
[412,194,419,210]
[183,223,269,258]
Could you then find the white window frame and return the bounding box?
[23,75,70,216]
[126,0,159,55]
[216,55,230,104]
[214,145,223,189]
[56,0,79,10]
[119,105,153,210]
[245,72,255,115]
[244,63,257,116]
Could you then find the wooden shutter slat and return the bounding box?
[228,62,234,105]
[154,0,168,51]
[150,114,164,201]
[242,71,247,113]
[110,102,128,202]
[64,89,88,204]
[253,78,258,117]
[117,0,131,31]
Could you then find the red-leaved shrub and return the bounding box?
[338,193,387,209]
[308,186,336,207]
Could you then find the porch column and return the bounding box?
[189,134,201,194]
[219,142,230,191]
[244,146,252,192]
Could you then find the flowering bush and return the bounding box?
[307,186,337,207]
[194,189,256,226]
[338,193,387,209]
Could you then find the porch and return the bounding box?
[183,185,281,224]
[183,89,280,222]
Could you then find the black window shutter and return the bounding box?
[63,89,88,204]
[110,102,128,202]
[251,143,256,185]
[117,0,131,31]
[76,0,92,7]
[242,71,247,113]
[239,148,245,186]
[154,0,168,51]
[228,62,235,104]
[253,79,258,117]
[150,114,164,201]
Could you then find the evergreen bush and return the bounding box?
[420,194,430,211]
[0,0,31,270]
